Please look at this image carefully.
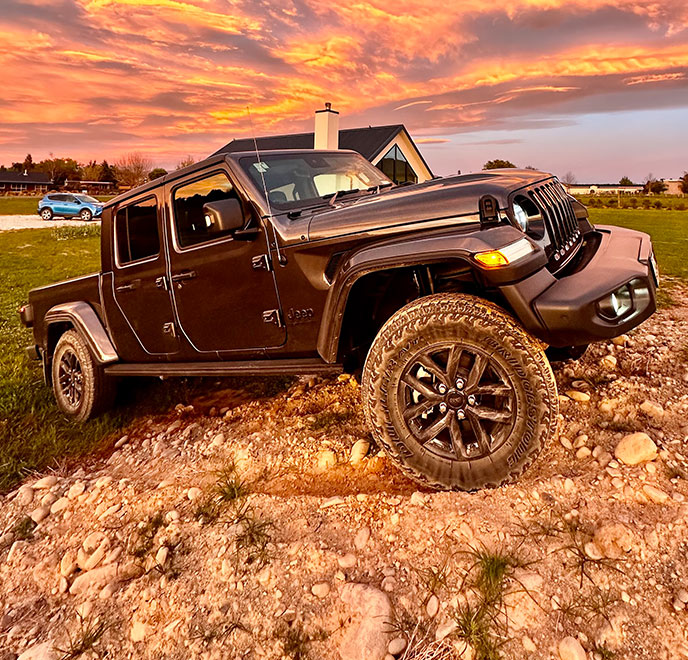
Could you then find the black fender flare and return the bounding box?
[316,225,545,363]
[45,302,118,365]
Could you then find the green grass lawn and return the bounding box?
[0,196,114,216]
[589,208,688,280]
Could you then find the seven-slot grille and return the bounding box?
[528,180,581,263]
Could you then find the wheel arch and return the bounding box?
[45,302,118,369]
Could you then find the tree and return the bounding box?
[561,171,577,185]
[115,152,153,187]
[81,160,101,181]
[483,159,516,170]
[23,154,33,171]
[619,176,633,186]
[642,173,667,195]
[176,155,195,170]
[148,167,168,180]
[680,172,688,195]
[99,160,117,184]
[33,155,81,186]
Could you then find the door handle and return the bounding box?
[115,279,141,292]
[171,270,197,283]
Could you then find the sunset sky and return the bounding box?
[1,0,687,182]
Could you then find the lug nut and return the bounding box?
[439,403,447,414]
[457,409,466,420]
[456,378,465,389]
[438,384,447,394]
[467,395,476,406]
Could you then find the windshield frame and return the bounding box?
[237,151,393,212]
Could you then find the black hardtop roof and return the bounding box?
[103,149,360,208]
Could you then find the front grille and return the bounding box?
[527,180,580,265]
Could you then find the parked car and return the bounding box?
[20,150,659,490]
[38,193,103,221]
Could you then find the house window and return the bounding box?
[378,145,418,185]
[115,196,160,265]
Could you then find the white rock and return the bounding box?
[114,435,129,448]
[16,486,34,506]
[435,620,458,641]
[99,582,118,599]
[32,475,58,490]
[311,582,331,598]
[316,449,337,471]
[69,564,120,595]
[17,641,57,660]
[350,439,370,464]
[410,492,428,506]
[185,487,201,501]
[643,485,669,504]
[30,506,50,523]
[354,527,371,550]
[640,400,664,420]
[338,553,357,569]
[60,550,78,577]
[50,497,69,514]
[83,531,107,553]
[566,391,590,403]
[601,355,617,370]
[388,637,407,656]
[614,433,658,465]
[522,636,537,652]
[130,619,148,642]
[40,492,58,508]
[321,496,346,508]
[339,583,392,660]
[558,636,586,660]
[68,482,86,499]
[426,594,440,617]
[210,432,226,447]
[156,546,169,567]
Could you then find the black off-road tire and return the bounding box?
[52,330,115,421]
[361,293,559,490]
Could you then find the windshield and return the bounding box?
[239,152,393,210]
[75,194,99,203]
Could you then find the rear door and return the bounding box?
[165,167,286,354]
[111,192,179,355]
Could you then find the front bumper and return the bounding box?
[501,225,657,347]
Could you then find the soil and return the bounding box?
[1,290,688,660]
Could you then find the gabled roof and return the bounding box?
[213,124,406,162]
[0,170,52,184]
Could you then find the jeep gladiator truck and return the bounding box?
[20,150,659,490]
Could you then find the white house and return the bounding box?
[213,104,434,185]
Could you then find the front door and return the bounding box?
[165,168,285,354]
[55,194,77,217]
[111,193,179,355]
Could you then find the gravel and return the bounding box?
[0,215,99,231]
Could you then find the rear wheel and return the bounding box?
[52,330,115,421]
[79,208,93,222]
[40,208,53,221]
[362,294,558,490]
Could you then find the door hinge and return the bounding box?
[252,254,271,271]
[262,309,283,327]
[162,322,176,338]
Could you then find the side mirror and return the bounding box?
[202,198,259,241]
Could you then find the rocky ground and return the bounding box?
[2,290,688,660]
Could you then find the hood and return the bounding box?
[307,169,553,241]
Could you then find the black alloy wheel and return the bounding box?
[397,343,516,461]
[57,349,83,408]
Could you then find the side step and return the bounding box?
[104,358,343,378]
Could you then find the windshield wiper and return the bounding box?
[324,188,361,206]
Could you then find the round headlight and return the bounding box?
[512,202,529,232]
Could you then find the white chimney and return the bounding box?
[314,102,339,150]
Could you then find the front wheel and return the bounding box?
[52,330,115,421]
[79,208,93,222]
[362,294,559,490]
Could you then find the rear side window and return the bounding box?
[172,172,239,248]
[115,197,160,265]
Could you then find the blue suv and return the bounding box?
[38,193,104,222]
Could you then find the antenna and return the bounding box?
[247,107,286,266]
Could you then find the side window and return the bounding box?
[115,197,160,265]
[173,172,239,248]
[64,195,76,203]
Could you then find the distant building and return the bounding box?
[565,183,643,196]
[662,179,684,196]
[0,170,52,194]
[214,104,434,185]
[64,179,118,194]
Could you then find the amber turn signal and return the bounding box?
[474,239,534,269]
[474,251,509,268]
